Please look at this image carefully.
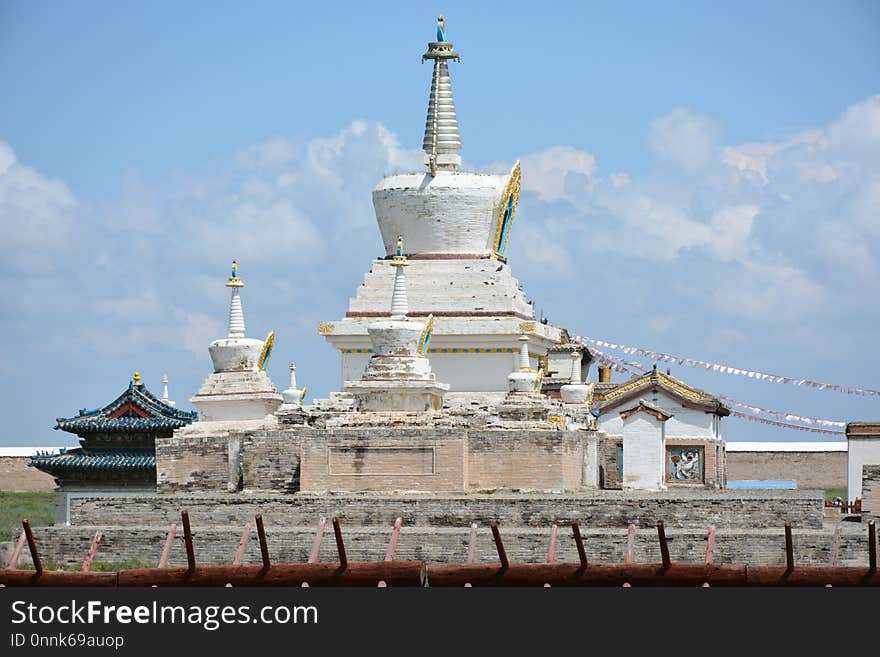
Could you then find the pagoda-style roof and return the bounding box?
[29,447,156,476]
[54,380,197,437]
[595,367,730,417]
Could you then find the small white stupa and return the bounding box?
[507,334,539,394]
[560,350,594,405]
[190,260,282,423]
[280,363,306,409]
[344,237,449,412]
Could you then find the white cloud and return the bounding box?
[504,96,880,326]
[707,205,759,262]
[179,311,224,360]
[711,258,828,322]
[648,107,721,172]
[0,140,77,274]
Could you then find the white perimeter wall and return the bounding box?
[848,437,880,499]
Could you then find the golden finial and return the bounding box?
[133,371,142,386]
[226,258,244,287]
[392,234,408,265]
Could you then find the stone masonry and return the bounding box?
[862,465,880,518]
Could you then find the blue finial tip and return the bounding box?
[436,14,446,42]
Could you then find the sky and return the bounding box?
[1,1,879,446]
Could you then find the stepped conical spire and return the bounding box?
[226,259,245,338]
[422,18,461,174]
[389,235,409,320]
[518,334,533,372]
[570,351,582,384]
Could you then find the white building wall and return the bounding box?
[847,437,880,500]
[622,413,667,491]
[597,390,714,437]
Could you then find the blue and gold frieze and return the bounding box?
[340,347,515,354]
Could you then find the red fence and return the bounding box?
[824,498,862,514]
[1,512,877,587]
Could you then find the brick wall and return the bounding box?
[67,490,823,530]
[292,428,595,494]
[155,433,229,493]
[726,451,846,490]
[300,429,467,493]
[28,524,870,569]
[862,465,880,517]
[599,438,622,489]
[241,430,301,492]
[466,430,585,492]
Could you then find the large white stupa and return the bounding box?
[319,30,568,394]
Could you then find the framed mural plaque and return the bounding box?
[666,446,704,483]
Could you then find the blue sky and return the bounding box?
[1,1,879,445]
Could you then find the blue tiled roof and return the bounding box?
[29,447,156,474]
[55,381,197,436]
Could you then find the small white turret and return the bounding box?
[190,260,283,423]
[508,335,538,393]
[281,363,306,408]
[561,350,594,405]
[344,237,449,412]
[161,374,176,407]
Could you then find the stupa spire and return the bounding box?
[422,17,461,174]
[161,373,176,407]
[569,351,582,384]
[226,259,245,339]
[518,334,534,372]
[389,235,409,320]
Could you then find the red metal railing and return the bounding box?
[824,498,862,514]
[1,512,877,587]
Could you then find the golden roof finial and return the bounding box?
[227,258,244,288]
[133,371,142,386]
[392,234,408,266]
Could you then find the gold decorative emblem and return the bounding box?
[492,160,521,259]
[417,314,435,358]
[547,414,565,428]
[258,331,275,371]
[317,322,334,335]
[534,367,544,394]
[519,321,536,333]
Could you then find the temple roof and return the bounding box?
[55,379,197,436]
[29,447,155,475]
[595,367,730,417]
